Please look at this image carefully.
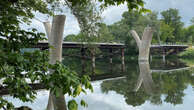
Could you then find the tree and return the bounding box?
[159,21,174,42]
[161,8,184,42]
[190,17,194,25]
[0,0,51,109]
[183,25,194,43]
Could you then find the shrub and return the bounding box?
[178,47,194,58]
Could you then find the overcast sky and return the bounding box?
[29,0,194,37]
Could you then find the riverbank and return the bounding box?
[178,47,194,58]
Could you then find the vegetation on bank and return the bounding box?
[178,47,194,58]
[180,58,194,66]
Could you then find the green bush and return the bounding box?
[178,47,194,58]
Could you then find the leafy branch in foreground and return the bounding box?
[0,0,147,109]
[42,62,93,110]
[0,50,93,110]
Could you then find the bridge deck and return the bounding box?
[150,44,188,48]
[150,44,189,55]
[34,42,126,49]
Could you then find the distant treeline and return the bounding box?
[64,8,194,56]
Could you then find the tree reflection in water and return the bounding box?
[101,60,194,106]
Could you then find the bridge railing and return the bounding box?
[151,42,190,46]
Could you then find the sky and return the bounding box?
[29,0,194,37]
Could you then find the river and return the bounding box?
[3,58,194,110]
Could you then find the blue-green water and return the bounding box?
[3,58,194,110]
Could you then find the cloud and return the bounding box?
[23,0,194,37]
[102,0,194,26]
[102,4,128,25]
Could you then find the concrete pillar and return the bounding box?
[91,48,95,74]
[150,55,152,62]
[109,48,113,73]
[162,54,166,63]
[130,27,154,61]
[43,22,52,43]
[44,15,67,110]
[162,48,166,63]
[81,48,86,74]
[43,22,53,110]
[121,48,125,72]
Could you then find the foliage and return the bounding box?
[180,58,194,66]
[43,62,93,110]
[191,17,194,25]
[183,25,194,43]
[101,63,194,106]
[161,8,184,42]
[65,0,102,41]
[64,23,114,42]
[0,0,148,109]
[0,0,50,109]
[0,0,93,109]
[178,47,194,58]
[159,21,174,42]
[64,0,147,12]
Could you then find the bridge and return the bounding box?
[34,41,126,49]
[34,42,189,56]
[33,41,126,74]
[150,44,189,56]
[33,42,190,73]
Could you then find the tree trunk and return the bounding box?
[43,15,67,110]
[130,27,154,61]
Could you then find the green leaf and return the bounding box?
[80,99,88,107]
[68,100,78,110]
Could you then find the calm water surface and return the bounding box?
[3,58,194,110]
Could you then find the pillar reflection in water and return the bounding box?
[15,106,32,110]
[134,61,156,95]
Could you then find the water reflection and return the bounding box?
[15,106,32,110]
[101,59,194,107]
[150,58,187,70]
[134,61,156,95]
[3,58,194,110]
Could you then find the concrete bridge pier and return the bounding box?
[162,54,166,63]
[81,48,86,74]
[149,55,153,62]
[162,48,166,63]
[91,48,96,74]
[121,48,125,72]
[44,15,67,110]
[134,61,156,94]
[109,48,113,73]
[130,27,154,61]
